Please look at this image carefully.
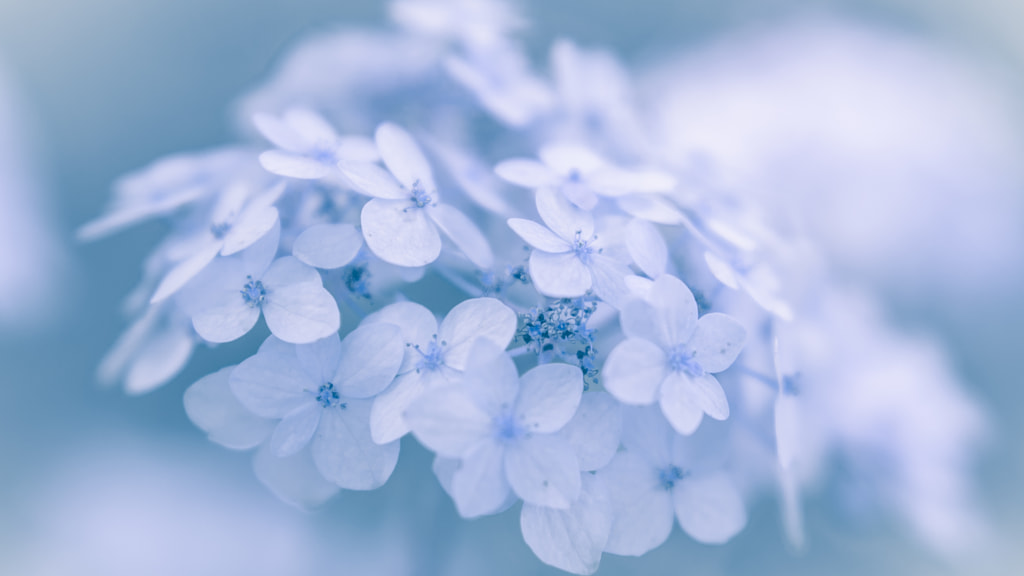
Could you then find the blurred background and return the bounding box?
[0,0,1022,574]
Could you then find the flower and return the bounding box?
[254,108,378,179]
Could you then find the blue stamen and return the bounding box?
[315,382,346,409]
[668,345,705,377]
[659,466,688,490]
[412,335,445,373]
[240,276,266,308]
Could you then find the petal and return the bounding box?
[601,451,675,556]
[312,399,400,490]
[494,158,558,189]
[253,112,306,152]
[689,313,747,374]
[269,403,322,457]
[673,473,747,544]
[659,373,708,435]
[775,393,801,470]
[619,298,669,348]
[192,298,260,344]
[361,198,441,267]
[505,434,581,509]
[451,438,512,518]
[602,338,668,406]
[294,332,342,385]
[536,188,593,241]
[650,274,699,345]
[437,297,518,371]
[333,322,405,398]
[240,219,280,278]
[529,251,592,298]
[261,257,340,344]
[516,363,583,434]
[230,336,317,418]
[625,218,668,279]
[704,251,741,289]
[616,194,685,225]
[561,391,622,472]
[431,141,512,214]
[150,242,220,303]
[259,150,331,179]
[283,108,338,144]
[539,144,604,175]
[459,338,520,415]
[338,161,408,199]
[125,324,194,395]
[507,218,570,253]
[292,223,362,270]
[375,122,435,191]
[588,254,631,308]
[429,204,494,269]
[252,443,338,510]
[589,167,677,196]
[183,366,274,450]
[520,473,612,575]
[405,386,493,458]
[363,301,438,374]
[369,371,425,444]
[221,205,280,256]
[620,405,674,468]
[336,135,380,163]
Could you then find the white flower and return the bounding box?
[340,122,493,269]
[366,297,517,445]
[254,108,378,179]
[97,302,195,395]
[603,274,746,435]
[601,406,747,555]
[445,41,554,128]
[405,339,584,516]
[229,324,406,490]
[507,188,630,304]
[290,223,363,270]
[496,143,674,211]
[183,365,275,450]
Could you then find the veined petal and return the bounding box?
[429,204,494,269]
[601,451,674,556]
[438,298,517,371]
[406,386,493,458]
[529,251,592,298]
[625,218,668,279]
[602,338,667,406]
[451,438,511,518]
[507,218,570,253]
[536,188,594,241]
[505,434,581,509]
[370,371,425,444]
[376,122,435,191]
[689,313,747,374]
[650,274,699,345]
[363,301,438,374]
[252,443,339,511]
[294,333,341,390]
[338,161,407,199]
[261,257,340,344]
[192,298,260,344]
[494,159,558,189]
[673,473,747,544]
[521,473,612,575]
[460,339,520,415]
[333,323,405,398]
[659,372,707,436]
[361,198,441,267]
[312,399,400,490]
[516,363,583,434]
[230,336,317,418]
[292,223,362,270]
[561,391,623,471]
[539,144,604,176]
[270,403,322,457]
[588,254,631,308]
[184,366,274,450]
[259,150,331,179]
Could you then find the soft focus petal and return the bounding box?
[259,150,331,179]
[529,250,592,298]
[192,298,260,344]
[292,223,362,270]
[269,403,322,457]
[183,366,274,450]
[494,158,558,189]
[363,301,438,373]
[616,194,686,225]
[603,338,668,406]
[283,108,337,143]
[505,434,581,509]
[221,205,280,256]
[625,218,668,279]
[261,261,340,344]
[338,161,407,199]
[438,297,517,371]
[601,451,674,556]
[539,144,604,175]
[516,363,583,434]
[294,332,341,386]
[620,405,674,468]
[521,473,612,575]
[312,399,400,490]
[333,322,405,398]
[561,391,623,471]
[507,218,571,253]
[376,122,435,191]
[460,338,520,415]
[253,443,339,510]
[451,438,511,518]
[230,336,316,418]
[361,198,441,267]
[370,372,424,444]
[536,188,594,241]
[650,274,699,345]
[406,386,493,458]
[588,254,631,308]
[590,168,677,195]
[659,373,710,435]
[689,313,747,374]
[429,203,494,269]
[253,112,306,152]
[336,135,380,163]
[125,325,194,395]
[150,243,221,303]
[673,473,747,544]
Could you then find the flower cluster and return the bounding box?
[82,0,985,572]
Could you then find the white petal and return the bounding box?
[536,188,594,241]
[183,366,274,450]
[689,313,747,374]
[429,204,494,269]
[284,108,338,144]
[292,223,362,270]
[406,386,492,458]
[619,298,668,349]
[704,251,741,289]
[588,254,631,308]
[125,324,194,395]
[460,338,520,415]
[336,135,380,163]
[507,218,570,253]
[451,438,512,518]
[261,256,340,344]
[150,242,220,303]
[295,332,342,385]
[625,218,668,279]
[270,403,322,457]
[338,161,407,199]
[516,363,583,434]
[602,338,667,406]
[673,473,747,544]
[334,322,405,398]
[253,112,306,152]
[252,443,338,510]
[375,122,435,191]
[430,141,511,214]
[539,144,604,175]
[616,194,685,225]
[494,158,558,188]
[369,371,424,444]
[561,391,622,471]
[560,181,599,211]
[363,301,438,373]
[192,298,260,344]
[241,219,280,278]
[230,336,317,418]
[529,251,592,298]
[601,451,674,556]
[623,275,654,300]
[650,274,699,345]
[620,405,674,468]
[361,198,441,267]
[437,297,517,371]
[221,205,279,256]
[312,399,400,490]
[589,168,677,195]
[521,473,612,575]
[505,434,581,509]
[659,373,708,435]
[259,150,331,179]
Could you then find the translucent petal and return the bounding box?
[673,473,747,544]
[561,391,622,471]
[183,366,274,450]
[241,219,280,278]
[334,322,405,398]
[623,275,654,300]
[689,313,747,374]
[336,136,380,163]
[521,473,612,575]
[150,242,220,303]
[620,405,674,468]
[650,274,699,345]
[253,112,306,152]
[221,205,279,256]
[507,218,570,253]
[284,108,338,144]
[363,301,438,374]
[338,161,407,199]
[659,373,710,435]
[192,298,260,344]
[261,258,340,345]
[429,204,494,269]
[560,180,599,211]
[125,324,194,395]
[370,371,424,444]
[516,363,583,434]
[259,150,331,179]
[312,399,400,490]
[535,188,594,241]
[438,297,518,371]
[361,198,441,267]
[252,443,338,510]
[539,144,604,176]
[451,438,512,518]
[588,254,631,308]
[431,141,511,214]
[616,194,685,225]
[375,122,435,191]
[406,386,493,458]
[292,223,362,270]
[494,159,558,189]
[619,298,668,349]
[230,336,317,418]
[602,338,667,406]
[460,339,520,415]
[269,403,322,457]
[704,252,741,289]
[505,434,581,509]
[601,451,674,556]
[625,218,668,279]
[529,250,592,298]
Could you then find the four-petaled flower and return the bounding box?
[254,108,379,180]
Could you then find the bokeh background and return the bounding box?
[1,1,1022,574]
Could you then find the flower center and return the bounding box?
[210,221,232,239]
[316,382,346,409]
[571,230,595,264]
[240,276,267,308]
[412,335,446,373]
[493,410,524,442]
[667,345,705,377]
[409,179,434,209]
[659,466,688,490]
[310,142,337,165]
